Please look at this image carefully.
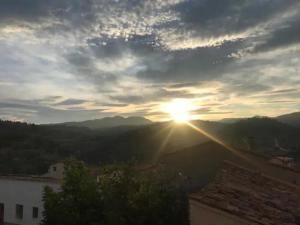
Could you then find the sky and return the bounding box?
[0,0,300,123]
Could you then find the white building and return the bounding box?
[42,162,65,180]
[0,164,63,225]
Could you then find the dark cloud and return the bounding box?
[64,49,118,90]
[0,0,97,28]
[64,34,163,91]
[87,34,160,58]
[225,83,272,97]
[109,88,196,104]
[0,99,107,124]
[255,91,300,100]
[191,107,232,115]
[0,0,50,22]
[167,82,202,89]
[258,100,300,104]
[100,102,128,107]
[269,88,299,94]
[54,98,88,106]
[138,40,244,83]
[254,13,300,52]
[174,0,298,37]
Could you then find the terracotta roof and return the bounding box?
[237,148,300,173]
[190,161,300,225]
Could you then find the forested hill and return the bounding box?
[218,117,300,157]
[1,116,300,175]
[0,120,217,174]
[59,116,152,129]
[276,111,300,128]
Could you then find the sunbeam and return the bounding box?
[153,125,175,163]
[184,121,266,169]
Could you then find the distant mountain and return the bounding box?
[275,111,300,128]
[61,116,152,129]
[219,111,300,128]
[219,118,244,124]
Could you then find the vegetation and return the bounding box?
[1,117,300,175]
[61,116,152,129]
[42,160,188,225]
[0,119,217,174]
[218,117,300,154]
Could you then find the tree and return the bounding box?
[42,160,189,225]
[41,159,102,225]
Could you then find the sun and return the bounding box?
[164,99,192,123]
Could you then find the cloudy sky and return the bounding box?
[1,0,300,123]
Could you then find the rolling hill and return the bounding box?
[276,111,300,128]
[219,111,300,128]
[60,116,152,129]
[0,120,220,174]
[217,117,300,156]
[1,113,300,175]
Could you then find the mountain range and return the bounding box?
[60,116,152,129]
[0,111,299,183]
[276,111,300,128]
[220,111,300,128]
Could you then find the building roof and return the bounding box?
[189,161,300,225]
[0,174,60,183]
[238,149,300,173]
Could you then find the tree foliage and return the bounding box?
[42,160,102,225]
[42,160,189,225]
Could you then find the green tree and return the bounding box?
[41,159,102,225]
[42,160,189,225]
[98,164,188,225]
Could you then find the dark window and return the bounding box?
[16,204,23,219]
[0,203,4,224]
[32,207,38,218]
[53,166,57,172]
[295,216,300,225]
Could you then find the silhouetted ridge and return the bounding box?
[60,116,152,129]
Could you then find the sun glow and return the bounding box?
[165,99,192,123]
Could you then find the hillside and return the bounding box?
[60,116,152,129]
[0,120,220,174]
[160,141,241,187]
[1,116,300,175]
[218,111,300,128]
[218,117,300,156]
[83,120,223,164]
[276,111,300,128]
[161,139,300,189]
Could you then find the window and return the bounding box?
[53,166,57,172]
[16,204,23,219]
[0,203,4,220]
[32,207,38,219]
[296,216,300,225]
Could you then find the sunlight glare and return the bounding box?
[165,99,192,123]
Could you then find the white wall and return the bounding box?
[0,178,59,225]
[43,163,64,179]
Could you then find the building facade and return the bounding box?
[0,165,62,225]
[42,162,65,180]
